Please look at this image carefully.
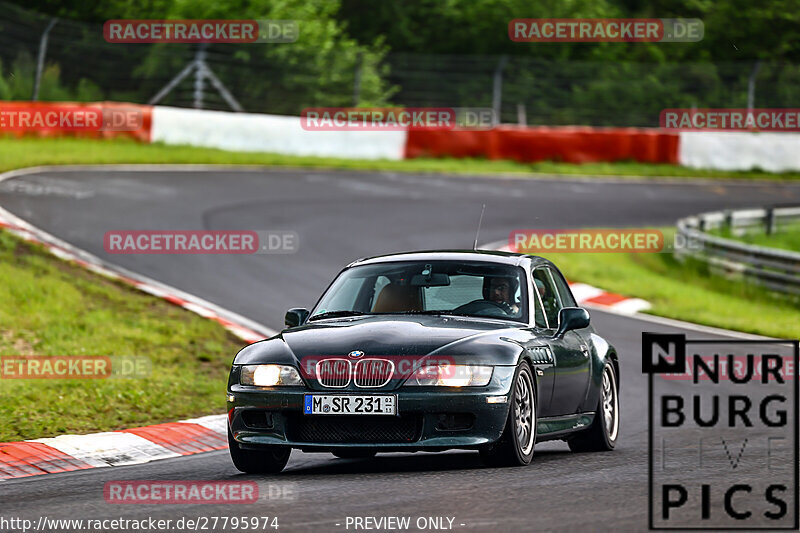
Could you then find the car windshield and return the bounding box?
[309,260,528,323]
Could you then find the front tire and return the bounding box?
[568,362,619,452]
[480,363,536,467]
[228,428,291,474]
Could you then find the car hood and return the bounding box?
[233,314,528,366]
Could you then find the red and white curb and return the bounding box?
[489,242,652,315]
[0,166,278,480]
[0,415,228,479]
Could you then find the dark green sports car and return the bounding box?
[226,250,620,473]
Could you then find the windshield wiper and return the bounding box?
[308,310,367,321]
[401,310,520,322]
[400,310,472,317]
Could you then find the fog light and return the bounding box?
[486,395,507,404]
[435,413,474,431]
[227,394,235,402]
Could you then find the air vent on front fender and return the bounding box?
[527,346,553,364]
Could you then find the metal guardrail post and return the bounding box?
[517,103,527,126]
[747,60,763,113]
[492,56,507,123]
[353,51,363,107]
[766,207,776,235]
[194,44,207,109]
[32,18,58,101]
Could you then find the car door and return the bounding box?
[522,275,558,417]
[533,267,591,415]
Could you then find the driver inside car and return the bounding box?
[483,275,520,315]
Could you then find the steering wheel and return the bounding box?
[452,299,512,317]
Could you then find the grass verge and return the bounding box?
[540,229,800,339]
[0,229,246,442]
[1,136,800,181]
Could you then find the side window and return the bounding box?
[548,268,578,308]
[532,268,562,328]
[530,272,547,328]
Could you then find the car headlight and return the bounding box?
[240,364,303,386]
[405,364,493,387]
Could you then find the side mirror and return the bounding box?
[554,307,590,338]
[285,308,310,328]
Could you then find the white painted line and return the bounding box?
[180,415,228,436]
[181,302,217,318]
[607,297,652,314]
[224,324,263,342]
[588,305,778,341]
[48,247,74,261]
[0,162,797,186]
[135,284,171,299]
[33,432,179,467]
[84,263,121,279]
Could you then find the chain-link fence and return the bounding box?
[388,55,800,126]
[1,1,799,127]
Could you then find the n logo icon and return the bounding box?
[642,333,686,374]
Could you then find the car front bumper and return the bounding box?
[227,366,515,451]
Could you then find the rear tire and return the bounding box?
[568,362,619,452]
[331,449,377,459]
[480,363,536,467]
[228,428,291,474]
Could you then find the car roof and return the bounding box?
[348,249,553,269]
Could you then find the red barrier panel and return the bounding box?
[405,126,679,164]
[0,101,152,142]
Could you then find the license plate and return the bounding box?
[303,395,396,415]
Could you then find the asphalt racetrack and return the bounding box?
[1,168,798,532]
